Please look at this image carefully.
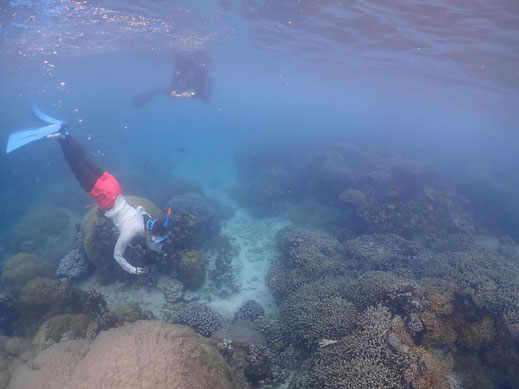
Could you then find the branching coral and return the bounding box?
[268,227,347,300]
[306,305,453,389]
[175,303,223,337]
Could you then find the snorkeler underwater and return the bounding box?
[0,1,518,388]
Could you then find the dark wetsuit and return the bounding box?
[59,135,121,210]
[170,52,212,103]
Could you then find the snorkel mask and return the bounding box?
[146,208,172,245]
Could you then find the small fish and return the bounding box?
[177,148,188,154]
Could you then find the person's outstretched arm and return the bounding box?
[113,228,142,274]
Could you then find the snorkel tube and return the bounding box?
[146,208,172,245]
[164,208,172,227]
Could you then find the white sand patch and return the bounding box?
[204,208,290,318]
[77,274,170,318]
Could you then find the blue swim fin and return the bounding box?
[6,124,61,153]
[31,101,63,125]
[5,102,64,154]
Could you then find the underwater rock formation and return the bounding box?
[0,252,54,294]
[175,303,223,337]
[8,320,238,389]
[56,248,91,282]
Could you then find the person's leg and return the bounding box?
[58,135,104,192]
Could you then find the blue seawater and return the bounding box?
[0,1,518,388]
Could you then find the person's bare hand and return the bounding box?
[136,267,144,275]
[179,91,193,99]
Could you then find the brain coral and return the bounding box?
[8,320,237,389]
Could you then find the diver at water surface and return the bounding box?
[5,103,171,275]
[131,50,212,107]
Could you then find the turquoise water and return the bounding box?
[1,1,519,388]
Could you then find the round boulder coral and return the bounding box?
[19,277,90,335]
[0,253,54,294]
[176,303,223,337]
[8,320,238,389]
[176,250,206,289]
[166,193,220,245]
[32,313,94,350]
[234,300,265,322]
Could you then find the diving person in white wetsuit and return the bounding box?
[48,126,171,275]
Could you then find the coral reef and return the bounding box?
[56,248,91,282]
[175,303,223,337]
[306,305,453,389]
[8,320,238,389]
[209,235,239,296]
[280,279,357,347]
[344,233,425,273]
[0,289,19,336]
[348,271,420,313]
[213,320,268,347]
[268,227,346,300]
[0,335,32,389]
[234,300,265,322]
[19,277,94,336]
[113,303,154,326]
[81,207,119,278]
[176,249,206,289]
[32,313,95,350]
[0,252,54,294]
[166,193,220,244]
[339,180,475,240]
[214,321,277,388]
